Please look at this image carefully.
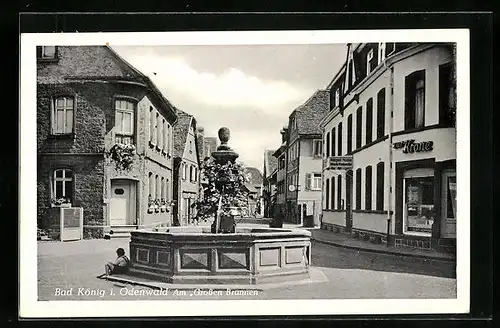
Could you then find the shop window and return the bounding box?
[355,168,362,210]
[377,88,386,139]
[439,62,456,127]
[52,169,73,203]
[330,176,336,210]
[347,114,353,154]
[403,169,434,235]
[331,127,336,157]
[356,106,363,149]
[405,70,426,130]
[325,132,331,158]
[51,96,74,135]
[325,178,330,209]
[366,98,373,144]
[115,99,135,145]
[365,166,372,210]
[337,122,343,156]
[376,162,385,211]
[337,175,342,210]
[445,176,457,220]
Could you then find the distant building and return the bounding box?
[262,149,278,218]
[203,136,218,160]
[243,167,263,217]
[273,127,288,220]
[284,90,330,226]
[36,45,177,238]
[320,42,456,251]
[172,109,202,226]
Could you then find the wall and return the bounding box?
[321,210,346,227]
[352,212,387,233]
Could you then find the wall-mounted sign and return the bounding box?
[393,139,433,154]
[326,156,353,170]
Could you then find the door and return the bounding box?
[110,180,136,226]
[345,170,353,232]
[441,170,457,238]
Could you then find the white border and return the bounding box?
[20,29,470,318]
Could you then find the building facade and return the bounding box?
[272,128,288,220]
[172,110,201,226]
[243,167,264,217]
[37,45,177,238]
[284,90,330,226]
[320,42,456,250]
[262,149,278,218]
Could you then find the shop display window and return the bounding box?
[403,176,434,235]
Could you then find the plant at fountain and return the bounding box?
[192,157,250,232]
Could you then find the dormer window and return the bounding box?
[334,89,340,108]
[378,43,386,64]
[367,49,375,75]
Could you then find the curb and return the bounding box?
[311,237,456,263]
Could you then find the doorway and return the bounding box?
[441,170,457,238]
[110,179,137,226]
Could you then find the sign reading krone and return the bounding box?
[393,139,434,153]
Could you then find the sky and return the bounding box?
[113,44,347,171]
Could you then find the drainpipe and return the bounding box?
[385,61,394,246]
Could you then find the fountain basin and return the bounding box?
[128,227,312,285]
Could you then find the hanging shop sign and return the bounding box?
[393,139,433,154]
[326,156,353,170]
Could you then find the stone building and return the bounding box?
[37,45,177,238]
[172,109,202,226]
[283,90,330,226]
[242,167,264,217]
[320,42,456,251]
[262,149,278,218]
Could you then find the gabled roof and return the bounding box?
[264,149,278,178]
[172,109,196,159]
[291,89,330,136]
[244,167,263,193]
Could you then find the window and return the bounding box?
[347,114,353,154]
[378,42,386,64]
[335,89,340,108]
[325,178,330,209]
[331,127,336,157]
[313,140,322,157]
[115,100,135,144]
[163,119,168,152]
[182,163,187,180]
[376,162,385,211]
[439,62,456,126]
[158,117,163,150]
[403,169,434,235]
[38,46,56,59]
[52,169,73,202]
[365,166,372,210]
[309,173,322,190]
[337,122,343,156]
[190,165,194,182]
[366,98,373,144]
[156,175,160,200]
[356,168,362,210]
[52,96,74,135]
[189,140,193,153]
[148,172,154,198]
[166,178,170,200]
[356,106,363,149]
[161,177,165,200]
[167,124,171,154]
[155,113,160,146]
[337,175,342,210]
[366,49,374,75]
[405,70,426,130]
[194,167,198,182]
[330,176,336,210]
[377,88,386,138]
[149,107,154,144]
[325,133,331,158]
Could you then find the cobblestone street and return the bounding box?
[37,236,456,301]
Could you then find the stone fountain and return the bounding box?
[127,128,312,284]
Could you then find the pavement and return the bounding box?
[308,229,456,262]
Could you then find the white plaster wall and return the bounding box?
[298,139,323,203]
[322,211,346,226]
[352,212,387,233]
[392,46,453,132]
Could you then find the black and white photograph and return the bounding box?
[20,29,470,317]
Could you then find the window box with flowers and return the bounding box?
[108,143,136,171]
[51,197,72,208]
